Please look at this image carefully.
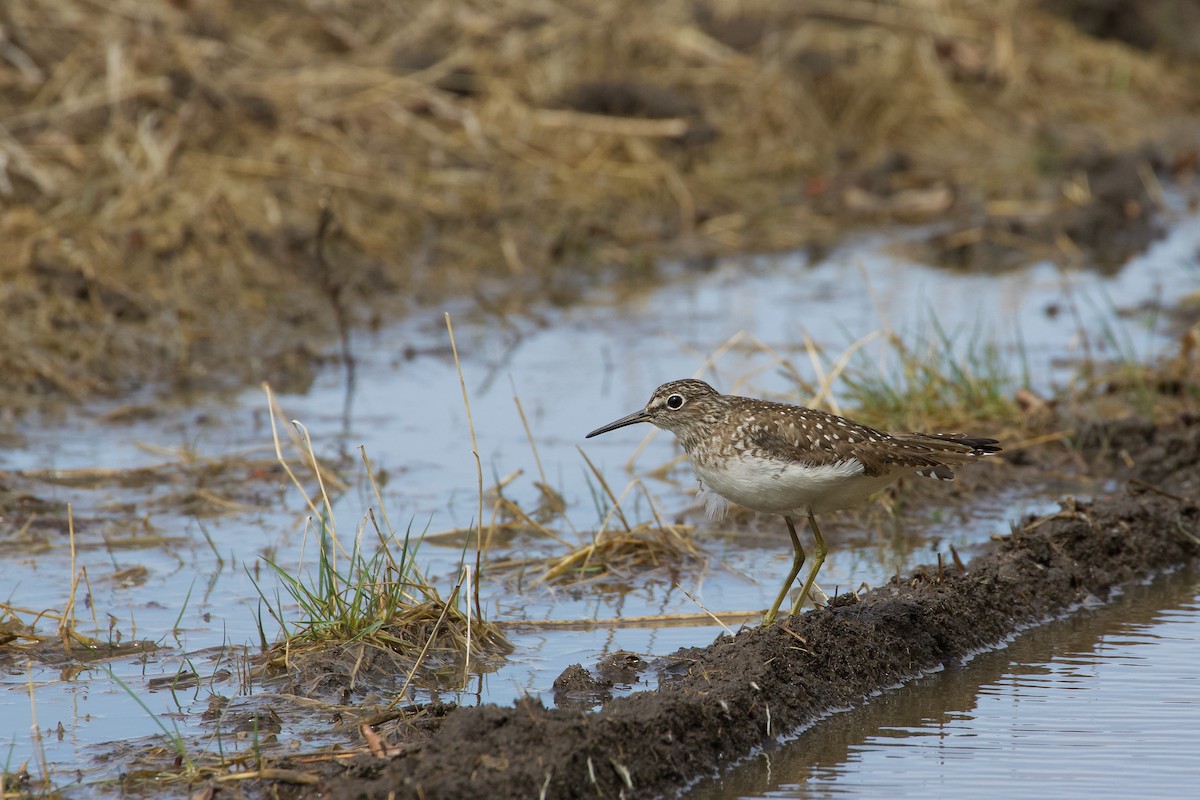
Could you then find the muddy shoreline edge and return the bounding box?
[247,423,1200,800]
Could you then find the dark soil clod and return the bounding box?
[552,664,614,711]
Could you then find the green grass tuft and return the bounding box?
[836,318,1019,433]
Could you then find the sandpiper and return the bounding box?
[586,379,1000,624]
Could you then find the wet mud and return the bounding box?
[920,147,1184,273]
[245,420,1200,800]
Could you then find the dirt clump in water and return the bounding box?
[551,663,614,711]
[244,419,1199,800]
[919,146,1181,273]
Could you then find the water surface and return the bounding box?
[2,212,1198,791]
[685,567,1200,800]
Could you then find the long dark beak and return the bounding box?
[585,409,651,438]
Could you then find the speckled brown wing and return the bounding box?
[745,427,949,478]
[748,423,999,480]
[733,404,879,473]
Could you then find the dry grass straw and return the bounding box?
[511,375,574,536]
[22,665,50,795]
[500,606,758,631]
[444,312,485,621]
[2,1,1195,406]
[252,385,510,698]
[526,453,703,587]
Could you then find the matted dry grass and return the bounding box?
[1,0,1196,406]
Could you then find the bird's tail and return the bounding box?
[895,432,1001,480]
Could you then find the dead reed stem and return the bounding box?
[445,312,485,621]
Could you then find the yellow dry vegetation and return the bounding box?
[0,0,1195,406]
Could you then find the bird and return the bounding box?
[585,379,1000,624]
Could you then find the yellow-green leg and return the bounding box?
[763,515,805,625]
[789,511,827,616]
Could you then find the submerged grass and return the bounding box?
[252,386,511,698]
[0,602,156,668]
[103,666,195,776]
[1,507,156,667]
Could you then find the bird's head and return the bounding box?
[586,379,721,438]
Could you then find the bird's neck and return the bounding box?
[673,409,727,457]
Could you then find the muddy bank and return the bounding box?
[238,421,1200,800]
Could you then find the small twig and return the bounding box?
[949,543,966,571]
[675,584,734,635]
[498,609,762,630]
[214,769,319,785]
[1175,516,1200,546]
[59,504,78,647]
[807,330,885,413]
[360,723,390,758]
[263,384,323,519]
[445,312,485,621]
[1000,430,1073,452]
[532,108,689,138]
[1127,478,1186,504]
[511,377,577,536]
[386,565,468,710]
[577,447,633,533]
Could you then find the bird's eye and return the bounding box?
[666,393,685,410]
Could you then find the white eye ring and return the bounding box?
[666,393,685,410]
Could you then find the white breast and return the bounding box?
[693,454,902,516]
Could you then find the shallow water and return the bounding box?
[685,567,1200,800]
[1,210,1198,791]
